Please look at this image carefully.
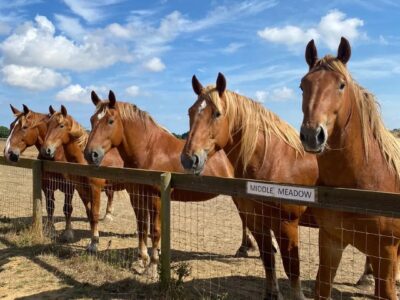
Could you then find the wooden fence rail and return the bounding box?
[2,155,400,288]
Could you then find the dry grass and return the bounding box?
[0,139,398,299]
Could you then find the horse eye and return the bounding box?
[60,124,64,128]
[339,83,346,90]
[22,125,28,130]
[213,111,221,119]
[299,85,303,91]
[108,119,114,125]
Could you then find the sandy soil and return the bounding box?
[0,139,393,299]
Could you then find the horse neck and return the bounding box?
[318,90,397,190]
[32,114,49,152]
[119,117,179,169]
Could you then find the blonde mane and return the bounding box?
[203,85,304,170]
[315,55,400,178]
[50,112,88,150]
[95,101,172,135]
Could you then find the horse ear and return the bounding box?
[216,72,226,97]
[10,104,21,116]
[108,90,116,108]
[91,90,101,106]
[192,75,203,95]
[49,105,55,115]
[61,105,68,117]
[337,37,351,65]
[305,39,318,69]
[22,104,30,115]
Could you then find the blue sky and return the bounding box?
[0,0,399,133]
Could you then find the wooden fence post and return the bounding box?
[32,159,43,238]
[160,172,171,290]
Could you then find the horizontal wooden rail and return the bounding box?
[2,155,400,217]
[0,156,38,169]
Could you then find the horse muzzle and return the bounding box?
[181,151,207,175]
[84,148,104,166]
[5,149,20,162]
[41,145,56,159]
[300,124,327,154]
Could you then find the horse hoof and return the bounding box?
[143,263,159,280]
[235,246,250,258]
[290,293,309,300]
[44,224,57,239]
[103,213,113,222]
[131,256,149,274]
[264,291,284,300]
[86,242,98,254]
[60,229,74,243]
[356,274,374,288]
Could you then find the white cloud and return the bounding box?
[125,85,140,97]
[350,56,400,79]
[98,1,277,58]
[2,64,70,90]
[255,86,295,102]
[258,10,364,50]
[55,14,86,40]
[106,23,131,39]
[222,42,245,54]
[1,15,133,72]
[56,84,107,103]
[258,26,318,46]
[0,21,11,35]
[143,57,166,72]
[62,0,123,23]
[379,35,389,45]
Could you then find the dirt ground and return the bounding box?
[0,140,395,299]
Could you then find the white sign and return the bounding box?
[246,181,316,202]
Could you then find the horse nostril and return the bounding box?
[92,151,99,159]
[300,132,306,142]
[317,127,325,144]
[192,154,199,166]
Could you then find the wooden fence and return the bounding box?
[1,155,400,289]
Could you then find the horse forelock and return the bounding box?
[313,55,400,179]
[201,85,303,170]
[49,112,88,149]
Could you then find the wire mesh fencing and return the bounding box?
[1,157,400,299]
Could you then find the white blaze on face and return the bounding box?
[5,120,18,156]
[198,100,207,113]
[97,109,106,120]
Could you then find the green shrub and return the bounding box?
[0,125,10,138]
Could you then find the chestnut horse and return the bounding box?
[299,37,400,299]
[84,90,256,277]
[41,105,125,252]
[3,104,78,241]
[180,73,319,299]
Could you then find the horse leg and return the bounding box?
[356,256,375,287]
[146,196,161,279]
[368,244,398,300]
[43,186,56,237]
[60,182,74,243]
[252,227,282,300]
[273,219,305,300]
[130,191,150,269]
[396,247,400,284]
[86,183,101,253]
[232,197,257,257]
[314,229,345,300]
[104,187,114,222]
